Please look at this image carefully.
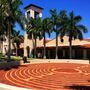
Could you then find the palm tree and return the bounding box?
[60,11,87,59]
[49,9,61,59]
[26,17,42,58]
[41,18,52,59]
[0,1,7,53]
[0,0,6,29]
[11,30,23,56]
[0,34,6,54]
[0,0,24,62]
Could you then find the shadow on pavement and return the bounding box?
[65,84,90,90]
[0,61,21,71]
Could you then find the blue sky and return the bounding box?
[16,0,90,39]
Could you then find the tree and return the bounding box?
[60,11,87,59]
[41,18,52,59]
[0,0,24,62]
[0,1,7,53]
[26,17,42,58]
[11,30,23,56]
[0,33,6,54]
[49,9,61,59]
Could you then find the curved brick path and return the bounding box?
[0,63,90,89]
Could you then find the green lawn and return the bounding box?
[0,54,33,63]
[11,56,22,61]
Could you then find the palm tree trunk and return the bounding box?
[34,38,37,58]
[1,41,3,54]
[69,38,72,59]
[7,21,11,62]
[44,31,46,59]
[55,32,58,59]
[32,35,34,58]
[16,46,18,56]
[0,38,2,53]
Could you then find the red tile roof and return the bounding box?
[83,39,90,42]
[81,44,90,48]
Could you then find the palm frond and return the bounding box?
[77,25,87,33]
[74,16,82,23]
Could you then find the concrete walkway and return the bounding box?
[0,83,31,90]
[26,59,90,64]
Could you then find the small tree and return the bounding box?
[12,30,23,56]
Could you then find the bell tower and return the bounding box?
[24,4,43,57]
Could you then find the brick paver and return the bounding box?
[0,63,90,89]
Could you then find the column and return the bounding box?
[83,49,87,59]
[24,32,28,57]
[25,12,27,18]
[72,50,75,59]
[48,50,50,59]
[39,13,42,18]
[30,9,34,18]
[63,50,65,58]
[30,47,33,58]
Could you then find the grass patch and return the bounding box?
[11,56,22,61]
[0,54,22,62]
[0,54,6,62]
[27,58,34,60]
[0,54,34,63]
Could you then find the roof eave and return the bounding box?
[24,4,44,10]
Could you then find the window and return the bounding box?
[27,11,30,19]
[34,11,39,19]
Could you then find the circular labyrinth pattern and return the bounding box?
[4,63,90,89]
[54,68,79,73]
